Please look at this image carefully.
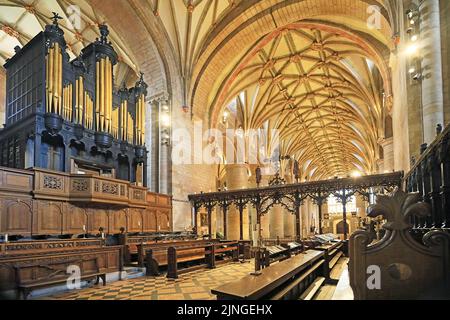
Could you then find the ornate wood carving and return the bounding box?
[349,191,450,299]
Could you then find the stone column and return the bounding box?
[355,195,367,219]
[421,0,444,144]
[148,98,160,192]
[0,68,5,126]
[301,201,309,237]
[211,208,217,239]
[270,205,284,239]
[380,137,394,172]
[283,212,295,239]
[225,164,248,240]
[322,202,331,234]
[159,98,171,194]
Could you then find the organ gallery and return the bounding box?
[0,0,449,307]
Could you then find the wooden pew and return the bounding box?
[257,242,304,269]
[0,239,123,298]
[349,191,450,299]
[136,239,218,268]
[117,233,198,265]
[310,241,344,280]
[211,250,326,300]
[166,241,240,279]
[14,256,106,300]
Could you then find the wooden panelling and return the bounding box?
[128,209,143,233]
[88,209,108,234]
[143,209,157,232]
[109,210,127,234]
[158,210,170,232]
[0,168,33,195]
[65,205,88,234]
[2,200,32,235]
[0,167,172,236]
[36,202,63,235]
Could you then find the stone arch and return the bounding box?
[87,0,182,102]
[189,0,394,120]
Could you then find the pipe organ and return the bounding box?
[0,16,149,185]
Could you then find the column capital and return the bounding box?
[147,92,170,104]
[378,137,394,148]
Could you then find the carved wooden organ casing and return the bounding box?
[0,19,148,185]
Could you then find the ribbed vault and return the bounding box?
[217,23,386,179]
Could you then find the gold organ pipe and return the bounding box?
[64,85,67,119]
[95,61,100,130]
[58,43,63,116]
[54,43,60,115]
[100,58,105,132]
[48,46,54,113]
[141,95,146,146]
[75,78,79,123]
[128,113,133,143]
[69,83,73,121]
[79,78,84,125]
[45,51,50,113]
[75,80,78,122]
[106,58,112,133]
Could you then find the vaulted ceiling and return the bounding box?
[0,0,139,86]
[219,25,385,179]
[0,0,397,181]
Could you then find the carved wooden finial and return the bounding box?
[367,190,430,231]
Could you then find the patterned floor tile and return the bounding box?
[40,261,254,300]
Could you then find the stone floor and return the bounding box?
[40,261,255,300]
[38,257,352,301]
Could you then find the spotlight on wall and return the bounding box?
[406,43,418,56]
[406,28,419,42]
[408,58,422,82]
[160,113,171,127]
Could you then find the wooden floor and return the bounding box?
[314,257,351,300]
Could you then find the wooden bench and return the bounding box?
[212,250,326,300]
[136,239,218,268]
[312,241,344,280]
[116,233,199,265]
[145,241,240,278]
[0,244,123,298]
[14,257,106,300]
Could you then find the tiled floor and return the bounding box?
[40,261,255,300]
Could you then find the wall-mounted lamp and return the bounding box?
[222,110,229,124]
[405,5,422,82]
[405,5,419,25]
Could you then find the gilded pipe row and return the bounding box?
[45,49,143,145]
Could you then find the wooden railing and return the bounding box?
[404,124,450,231]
